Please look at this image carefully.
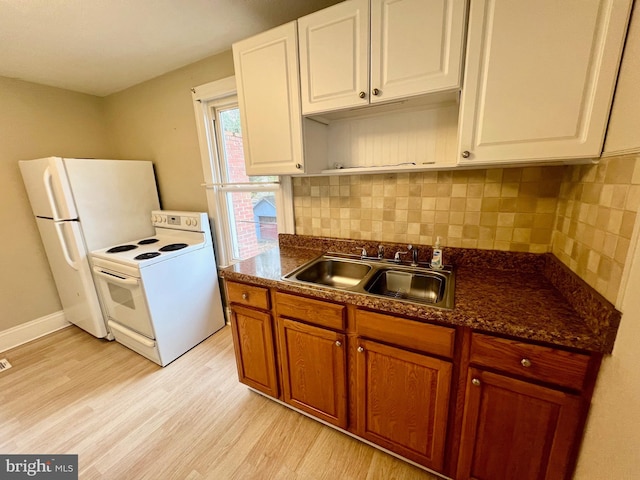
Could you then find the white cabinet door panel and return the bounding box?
[299,0,370,114]
[370,0,466,103]
[458,0,632,165]
[233,22,304,175]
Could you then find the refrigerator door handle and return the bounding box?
[43,167,62,221]
[54,222,79,271]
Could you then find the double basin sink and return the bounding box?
[283,254,455,310]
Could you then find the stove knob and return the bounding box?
[186,218,192,226]
[192,218,198,227]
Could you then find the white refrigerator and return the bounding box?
[19,157,161,338]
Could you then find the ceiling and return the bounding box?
[0,0,341,97]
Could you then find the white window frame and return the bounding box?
[192,76,294,266]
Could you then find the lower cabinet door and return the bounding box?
[457,368,584,480]
[278,318,347,428]
[230,305,279,398]
[356,338,452,471]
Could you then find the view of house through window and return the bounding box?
[215,106,280,261]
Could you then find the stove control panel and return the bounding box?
[151,210,209,232]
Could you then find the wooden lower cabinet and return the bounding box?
[456,367,584,480]
[277,318,348,428]
[229,304,279,398]
[356,338,452,472]
[226,283,599,479]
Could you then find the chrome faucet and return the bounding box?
[411,247,419,267]
[377,245,385,259]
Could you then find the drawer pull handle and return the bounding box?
[357,346,364,353]
[241,293,248,300]
[335,341,342,347]
[471,378,481,387]
[521,358,532,368]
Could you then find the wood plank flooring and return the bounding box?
[0,326,441,479]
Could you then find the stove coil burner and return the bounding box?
[134,252,161,260]
[106,244,138,253]
[159,243,189,252]
[138,238,159,245]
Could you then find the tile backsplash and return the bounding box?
[553,155,640,302]
[293,166,564,253]
[292,155,640,304]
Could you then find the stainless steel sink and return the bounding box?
[364,268,445,303]
[283,254,455,310]
[294,258,372,288]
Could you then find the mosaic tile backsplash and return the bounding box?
[553,155,640,303]
[293,166,564,253]
[292,155,640,304]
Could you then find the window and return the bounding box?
[192,77,294,266]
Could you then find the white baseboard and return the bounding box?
[0,311,70,353]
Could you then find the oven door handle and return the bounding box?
[92,267,139,286]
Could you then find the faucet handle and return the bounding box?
[393,245,413,263]
[394,250,408,262]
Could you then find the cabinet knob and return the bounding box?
[471,378,481,387]
[295,163,302,170]
[520,358,532,368]
[335,341,342,347]
[358,91,366,99]
[372,88,380,96]
[357,346,364,353]
[241,293,248,300]
[461,150,471,159]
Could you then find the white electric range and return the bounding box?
[91,210,225,366]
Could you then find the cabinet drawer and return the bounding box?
[226,281,270,310]
[356,310,455,359]
[275,292,345,330]
[470,333,591,391]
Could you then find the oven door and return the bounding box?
[92,266,155,339]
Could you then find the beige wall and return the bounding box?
[103,51,234,212]
[0,76,113,330]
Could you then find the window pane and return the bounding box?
[226,191,278,260]
[218,108,277,184]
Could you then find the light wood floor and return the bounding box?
[0,326,440,479]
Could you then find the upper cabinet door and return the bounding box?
[603,3,640,156]
[370,0,467,104]
[233,22,304,175]
[458,0,632,166]
[298,0,370,115]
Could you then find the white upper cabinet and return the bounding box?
[370,0,467,104]
[299,0,468,115]
[458,0,633,166]
[233,22,304,175]
[298,0,370,114]
[603,2,640,156]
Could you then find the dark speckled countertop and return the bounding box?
[220,235,621,354]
